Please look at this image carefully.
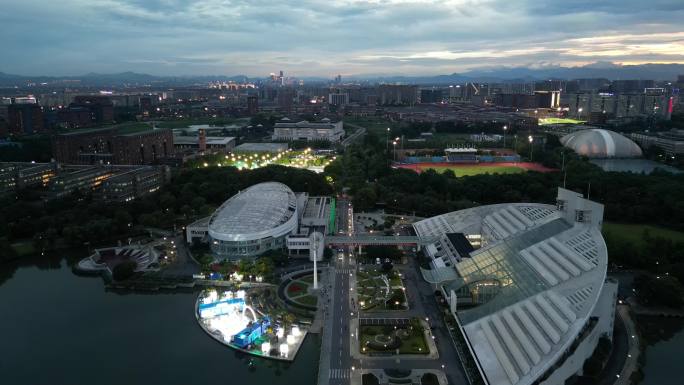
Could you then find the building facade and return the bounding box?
[52,126,174,165]
[417,188,616,385]
[272,118,344,142]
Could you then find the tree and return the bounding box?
[353,187,377,211]
[112,261,138,281]
[634,274,684,308]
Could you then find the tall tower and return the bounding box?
[198,128,207,152]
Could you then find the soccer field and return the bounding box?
[538,117,586,125]
[426,165,525,176]
[396,162,556,177]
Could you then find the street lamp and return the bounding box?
[392,141,397,162]
[502,125,508,148]
[578,107,583,120]
[386,127,390,155]
[528,135,533,161]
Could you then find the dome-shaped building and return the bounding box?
[208,182,298,259]
[560,129,642,158]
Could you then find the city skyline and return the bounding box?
[2,0,684,77]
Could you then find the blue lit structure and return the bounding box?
[198,297,245,318]
[232,317,271,348]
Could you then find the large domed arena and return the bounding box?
[208,182,298,259]
[560,129,643,158]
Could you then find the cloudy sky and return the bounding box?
[2,0,684,77]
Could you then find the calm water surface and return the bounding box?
[639,316,684,385]
[0,255,319,385]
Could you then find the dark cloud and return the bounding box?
[1,0,682,76]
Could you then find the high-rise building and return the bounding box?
[8,102,44,135]
[328,93,349,106]
[70,95,114,124]
[277,88,295,113]
[420,89,444,104]
[534,91,561,108]
[378,85,419,105]
[611,79,656,93]
[247,96,259,115]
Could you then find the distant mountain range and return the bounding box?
[1,62,683,87]
[353,63,684,84]
[0,71,251,87]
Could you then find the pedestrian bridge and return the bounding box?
[324,234,439,246]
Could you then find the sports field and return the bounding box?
[538,117,586,126]
[396,162,556,177]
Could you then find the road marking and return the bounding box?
[329,369,351,379]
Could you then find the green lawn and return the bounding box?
[11,241,36,256]
[602,222,684,248]
[538,117,586,126]
[425,165,525,177]
[359,325,428,355]
[298,275,315,283]
[293,294,318,306]
[343,117,401,136]
[114,122,154,134]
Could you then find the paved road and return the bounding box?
[158,234,200,276]
[615,305,640,385]
[320,199,468,385]
[328,260,354,384]
[341,124,366,147]
[353,258,468,385]
[322,198,355,385]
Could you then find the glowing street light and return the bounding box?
[503,125,508,148]
[528,135,534,161]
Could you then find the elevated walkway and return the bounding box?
[324,234,439,246]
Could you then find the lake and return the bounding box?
[638,315,684,385]
[0,254,319,385]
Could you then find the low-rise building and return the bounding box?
[0,162,57,193]
[45,166,115,199]
[97,165,171,202]
[233,142,288,154]
[185,182,333,261]
[273,118,344,142]
[631,129,684,155]
[173,134,236,154]
[52,125,174,165]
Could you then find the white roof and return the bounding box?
[560,129,642,158]
[415,198,608,385]
[208,182,298,242]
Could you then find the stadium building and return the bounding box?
[560,129,642,158]
[417,188,617,385]
[186,182,332,260]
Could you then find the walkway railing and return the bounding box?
[325,235,439,246]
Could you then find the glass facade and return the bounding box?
[211,235,287,260]
[450,218,572,325]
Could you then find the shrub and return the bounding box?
[112,260,137,281]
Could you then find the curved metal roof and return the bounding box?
[416,201,608,385]
[208,182,298,242]
[560,129,642,158]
